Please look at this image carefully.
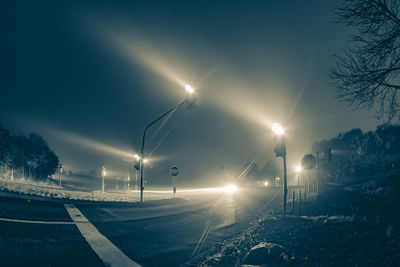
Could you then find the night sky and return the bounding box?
[3,0,379,186]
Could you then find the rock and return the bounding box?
[243,242,288,265]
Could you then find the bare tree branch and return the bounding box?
[330,0,400,122]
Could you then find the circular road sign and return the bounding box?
[301,154,316,169]
[169,166,179,177]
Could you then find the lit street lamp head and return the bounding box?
[296,165,302,173]
[185,84,194,94]
[272,122,285,135]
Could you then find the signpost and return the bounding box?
[169,166,179,197]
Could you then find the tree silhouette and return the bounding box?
[313,124,400,180]
[0,125,59,180]
[329,0,400,121]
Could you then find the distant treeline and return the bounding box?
[313,124,400,181]
[241,160,280,186]
[0,124,59,180]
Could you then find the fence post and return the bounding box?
[298,189,302,216]
[304,187,307,201]
[292,191,295,213]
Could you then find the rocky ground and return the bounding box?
[193,172,400,266]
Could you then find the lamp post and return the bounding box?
[58,164,63,188]
[127,173,130,192]
[272,122,288,217]
[296,165,302,187]
[101,166,106,193]
[139,85,195,203]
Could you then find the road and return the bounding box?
[0,188,282,267]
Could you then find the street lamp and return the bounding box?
[102,166,106,193]
[295,165,302,187]
[272,122,288,217]
[58,164,63,188]
[185,84,194,94]
[139,84,196,202]
[272,123,285,135]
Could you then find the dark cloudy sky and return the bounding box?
[3,0,379,186]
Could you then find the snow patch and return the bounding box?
[0,177,139,202]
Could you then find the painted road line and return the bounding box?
[0,217,78,224]
[64,203,141,267]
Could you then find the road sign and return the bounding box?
[301,154,316,169]
[169,166,179,177]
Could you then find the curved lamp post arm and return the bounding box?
[139,100,185,202]
[140,101,184,156]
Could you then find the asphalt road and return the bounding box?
[0,188,282,267]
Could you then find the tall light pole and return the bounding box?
[272,122,288,217]
[127,172,130,192]
[139,84,196,203]
[296,165,302,187]
[101,166,106,193]
[59,164,63,188]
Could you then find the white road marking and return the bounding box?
[0,217,78,224]
[64,203,141,267]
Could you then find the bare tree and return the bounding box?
[329,0,400,122]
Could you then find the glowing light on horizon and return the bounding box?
[130,185,240,194]
[222,184,238,193]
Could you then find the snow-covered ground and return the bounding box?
[0,176,233,203]
[0,176,143,202]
